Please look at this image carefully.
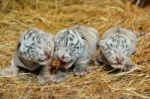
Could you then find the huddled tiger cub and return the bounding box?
[96,27,137,71]
[0,28,54,83]
[51,25,99,82]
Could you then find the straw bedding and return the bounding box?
[0,0,150,98]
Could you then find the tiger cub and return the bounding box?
[0,28,54,83]
[96,27,137,71]
[51,25,99,82]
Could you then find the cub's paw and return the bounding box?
[123,63,138,71]
[0,69,14,77]
[73,67,87,76]
[50,74,67,83]
[37,75,50,84]
[86,66,99,73]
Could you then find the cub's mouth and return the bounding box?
[59,60,73,70]
[41,56,51,62]
[39,55,51,65]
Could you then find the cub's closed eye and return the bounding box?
[69,38,73,41]
[110,44,113,47]
[114,50,116,53]
[74,46,79,49]
[72,49,76,52]
[65,48,69,51]
[107,46,110,49]
[70,43,74,46]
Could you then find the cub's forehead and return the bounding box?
[56,29,77,39]
[19,30,37,47]
[55,28,85,47]
[55,29,78,44]
[107,35,127,43]
[20,29,48,44]
[20,28,51,40]
[22,29,39,40]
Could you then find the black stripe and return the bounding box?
[69,30,76,38]
[17,42,21,51]
[17,66,43,75]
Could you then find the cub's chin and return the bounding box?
[111,64,125,69]
[109,60,125,70]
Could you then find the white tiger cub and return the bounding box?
[51,25,99,82]
[0,28,54,83]
[96,27,137,71]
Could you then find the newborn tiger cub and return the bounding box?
[96,27,137,71]
[0,28,54,83]
[51,25,99,82]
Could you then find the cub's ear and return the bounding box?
[99,40,106,49]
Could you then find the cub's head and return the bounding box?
[99,38,130,69]
[17,29,54,65]
[55,29,85,69]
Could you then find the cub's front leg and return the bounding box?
[37,65,50,83]
[50,70,70,83]
[123,62,138,72]
[0,60,19,77]
[73,57,89,76]
[0,67,18,77]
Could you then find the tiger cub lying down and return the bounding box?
[96,27,137,71]
[51,25,99,82]
[0,28,54,83]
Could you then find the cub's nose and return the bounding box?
[58,55,65,61]
[60,55,65,60]
[116,57,124,64]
